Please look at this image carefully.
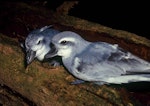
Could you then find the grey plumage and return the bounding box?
[21,25,60,66]
[45,31,150,85]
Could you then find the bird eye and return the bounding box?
[60,40,67,45]
[37,40,41,45]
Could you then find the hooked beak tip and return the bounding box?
[25,50,36,66]
[26,60,31,65]
[24,59,31,68]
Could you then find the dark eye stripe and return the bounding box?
[37,40,41,45]
[60,40,67,45]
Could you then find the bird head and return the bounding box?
[23,26,56,65]
[25,34,51,65]
[45,31,89,59]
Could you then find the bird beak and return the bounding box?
[26,49,36,65]
[45,43,58,59]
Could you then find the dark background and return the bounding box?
[1,0,149,39]
[46,1,150,39]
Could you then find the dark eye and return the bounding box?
[60,40,67,45]
[37,40,41,45]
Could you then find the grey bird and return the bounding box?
[21,25,60,66]
[45,31,150,85]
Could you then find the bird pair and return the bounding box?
[22,26,150,85]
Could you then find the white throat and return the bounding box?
[58,48,72,59]
[36,45,50,61]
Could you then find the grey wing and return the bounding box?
[109,47,150,73]
[77,42,118,64]
[76,42,150,80]
[74,42,125,81]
